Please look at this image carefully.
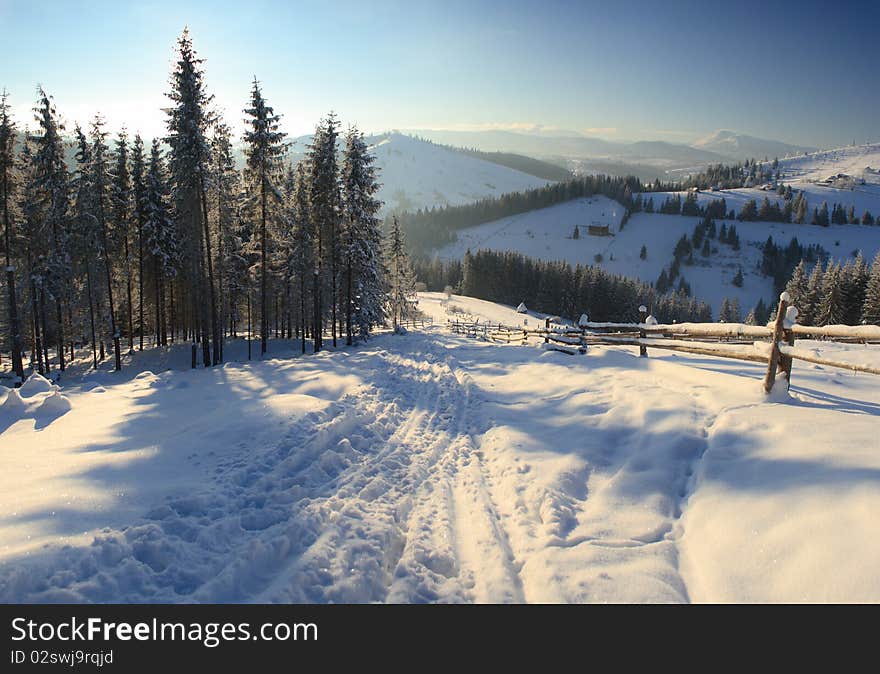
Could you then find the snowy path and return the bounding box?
[2,313,880,603]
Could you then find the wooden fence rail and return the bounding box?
[447,296,880,392]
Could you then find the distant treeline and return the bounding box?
[415,249,712,324]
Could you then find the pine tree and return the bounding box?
[816,201,829,226]
[289,162,313,353]
[341,126,385,344]
[212,120,243,358]
[862,253,880,325]
[0,90,24,384]
[816,261,844,325]
[71,124,100,368]
[718,297,732,322]
[306,114,342,352]
[386,215,415,330]
[639,244,647,260]
[732,266,744,287]
[804,260,824,326]
[111,129,133,352]
[842,253,868,325]
[144,139,179,346]
[784,260,809,321]
[32,89,73,372]
[88,115,122,370]
[166,28,220,366]
[130,134,147,350]
[243,79,286,355]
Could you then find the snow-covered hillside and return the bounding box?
[774,142,880,186]
[2,297,879,603]
[693,129,815,161]
[287,132,554,215]
[435,195,880,313]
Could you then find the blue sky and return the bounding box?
[1,0,877,146]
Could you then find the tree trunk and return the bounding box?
[39,288,50,373]
[124,231,133,353]
[86,262,98,369]
[138,210,144,351]
[55,299,65,371]
[198,181,220,365]
[260,178,268,354]
[2,172,24,384]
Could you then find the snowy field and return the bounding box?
[436,197,880,313]
[1,294,879,603]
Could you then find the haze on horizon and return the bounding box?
[1,0,877,149]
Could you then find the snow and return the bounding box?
[1,296,879,603]
[432,144,880,314]
[435,197,880,313]
[288,132,554,216]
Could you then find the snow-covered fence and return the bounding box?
[397,316,434,330]
[448,301,880,392]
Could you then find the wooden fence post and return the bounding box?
[763,293,789,394]
[780,326,795,388]
[638,305,648,357]
[191,343,197,369]
[544,317,550,344]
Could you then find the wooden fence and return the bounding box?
[397,316,434,330]
[448,296,880,392]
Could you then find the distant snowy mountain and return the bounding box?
[693,130,815,161]
[287,132,555,215]
[411,128,726,169]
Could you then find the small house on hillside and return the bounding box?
[587,224,610,236]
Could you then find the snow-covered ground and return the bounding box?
[1,294,878,603]
[435,197,880,313]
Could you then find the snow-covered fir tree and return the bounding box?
[0,89,25,384]
[385,215,416,331]
[165,27,219,366]
[341,126,385,344]
[130,134,148,351]
[242,79,286,355]
[111,129,134,352]
[862,253,880,325]
[144,139,179,346]
[306,113,342,352]
[32,88,73,371]
[816,261,844,325]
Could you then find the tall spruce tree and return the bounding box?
[386,215,415,330]
[88,115,122,370]
[72,125,100,368]
[816,261,844,325]
[144,139,179,346]
[166,28,220,366]
[0,90,24,384]
[130,134,147,350]
[242,79,286,355]
[341,126,385,343]
[306,114,342,352]
[111,129,133,352]
[862,253,880,325]
[290,161,313,354]
[33,89,72,372]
